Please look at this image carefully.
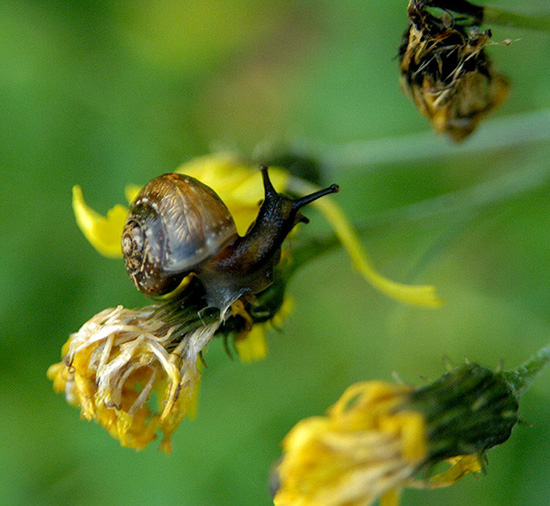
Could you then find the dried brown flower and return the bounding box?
[399,0,509,141]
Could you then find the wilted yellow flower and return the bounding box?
[48,300,219,452]
[72,186,129,258]
[274,363,520,505]
[399,0,509,141]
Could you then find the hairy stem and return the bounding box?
[290,161,550,272]
[504,345,550,397]
[302,109,550,171]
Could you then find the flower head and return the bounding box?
[273,362,520,505]
[274,382,427,506]
[48,292,220,452]
[399,0,509,141]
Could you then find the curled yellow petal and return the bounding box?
[234,296,293,363]
[271,296,294,329]
[287,177,443,308]
[235,326,268,363]
[72,185,127,258]
[413,454,483,489]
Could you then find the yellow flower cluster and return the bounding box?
[274,382,427,506]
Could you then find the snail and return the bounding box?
[122,165,339,310]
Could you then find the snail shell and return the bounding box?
[122,166,339,310]
[122,173,237,297]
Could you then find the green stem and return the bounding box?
[484,6,550,32]
[290,161,550,272]
[504,345,550,397]
[303,109,550,171]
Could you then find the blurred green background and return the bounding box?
[1,1,550,505]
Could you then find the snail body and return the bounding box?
[122,165,338,310]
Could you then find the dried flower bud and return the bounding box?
[399,0,509,141]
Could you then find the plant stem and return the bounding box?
[302,109,550,172]
[290,161,550,272]
[504,345,550,397]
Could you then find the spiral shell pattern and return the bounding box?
[122,173,237,297]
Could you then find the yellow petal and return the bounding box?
[271,296,294,329]
[72,185,127,258]
[286,177,443,308]
[235,325,268,363]
[275,380,426,506]
[380,489,402,506]
[423,454,482,488]
[124,184,142,204]
[233,296,293,363]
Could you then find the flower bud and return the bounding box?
[399,0,509,141]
